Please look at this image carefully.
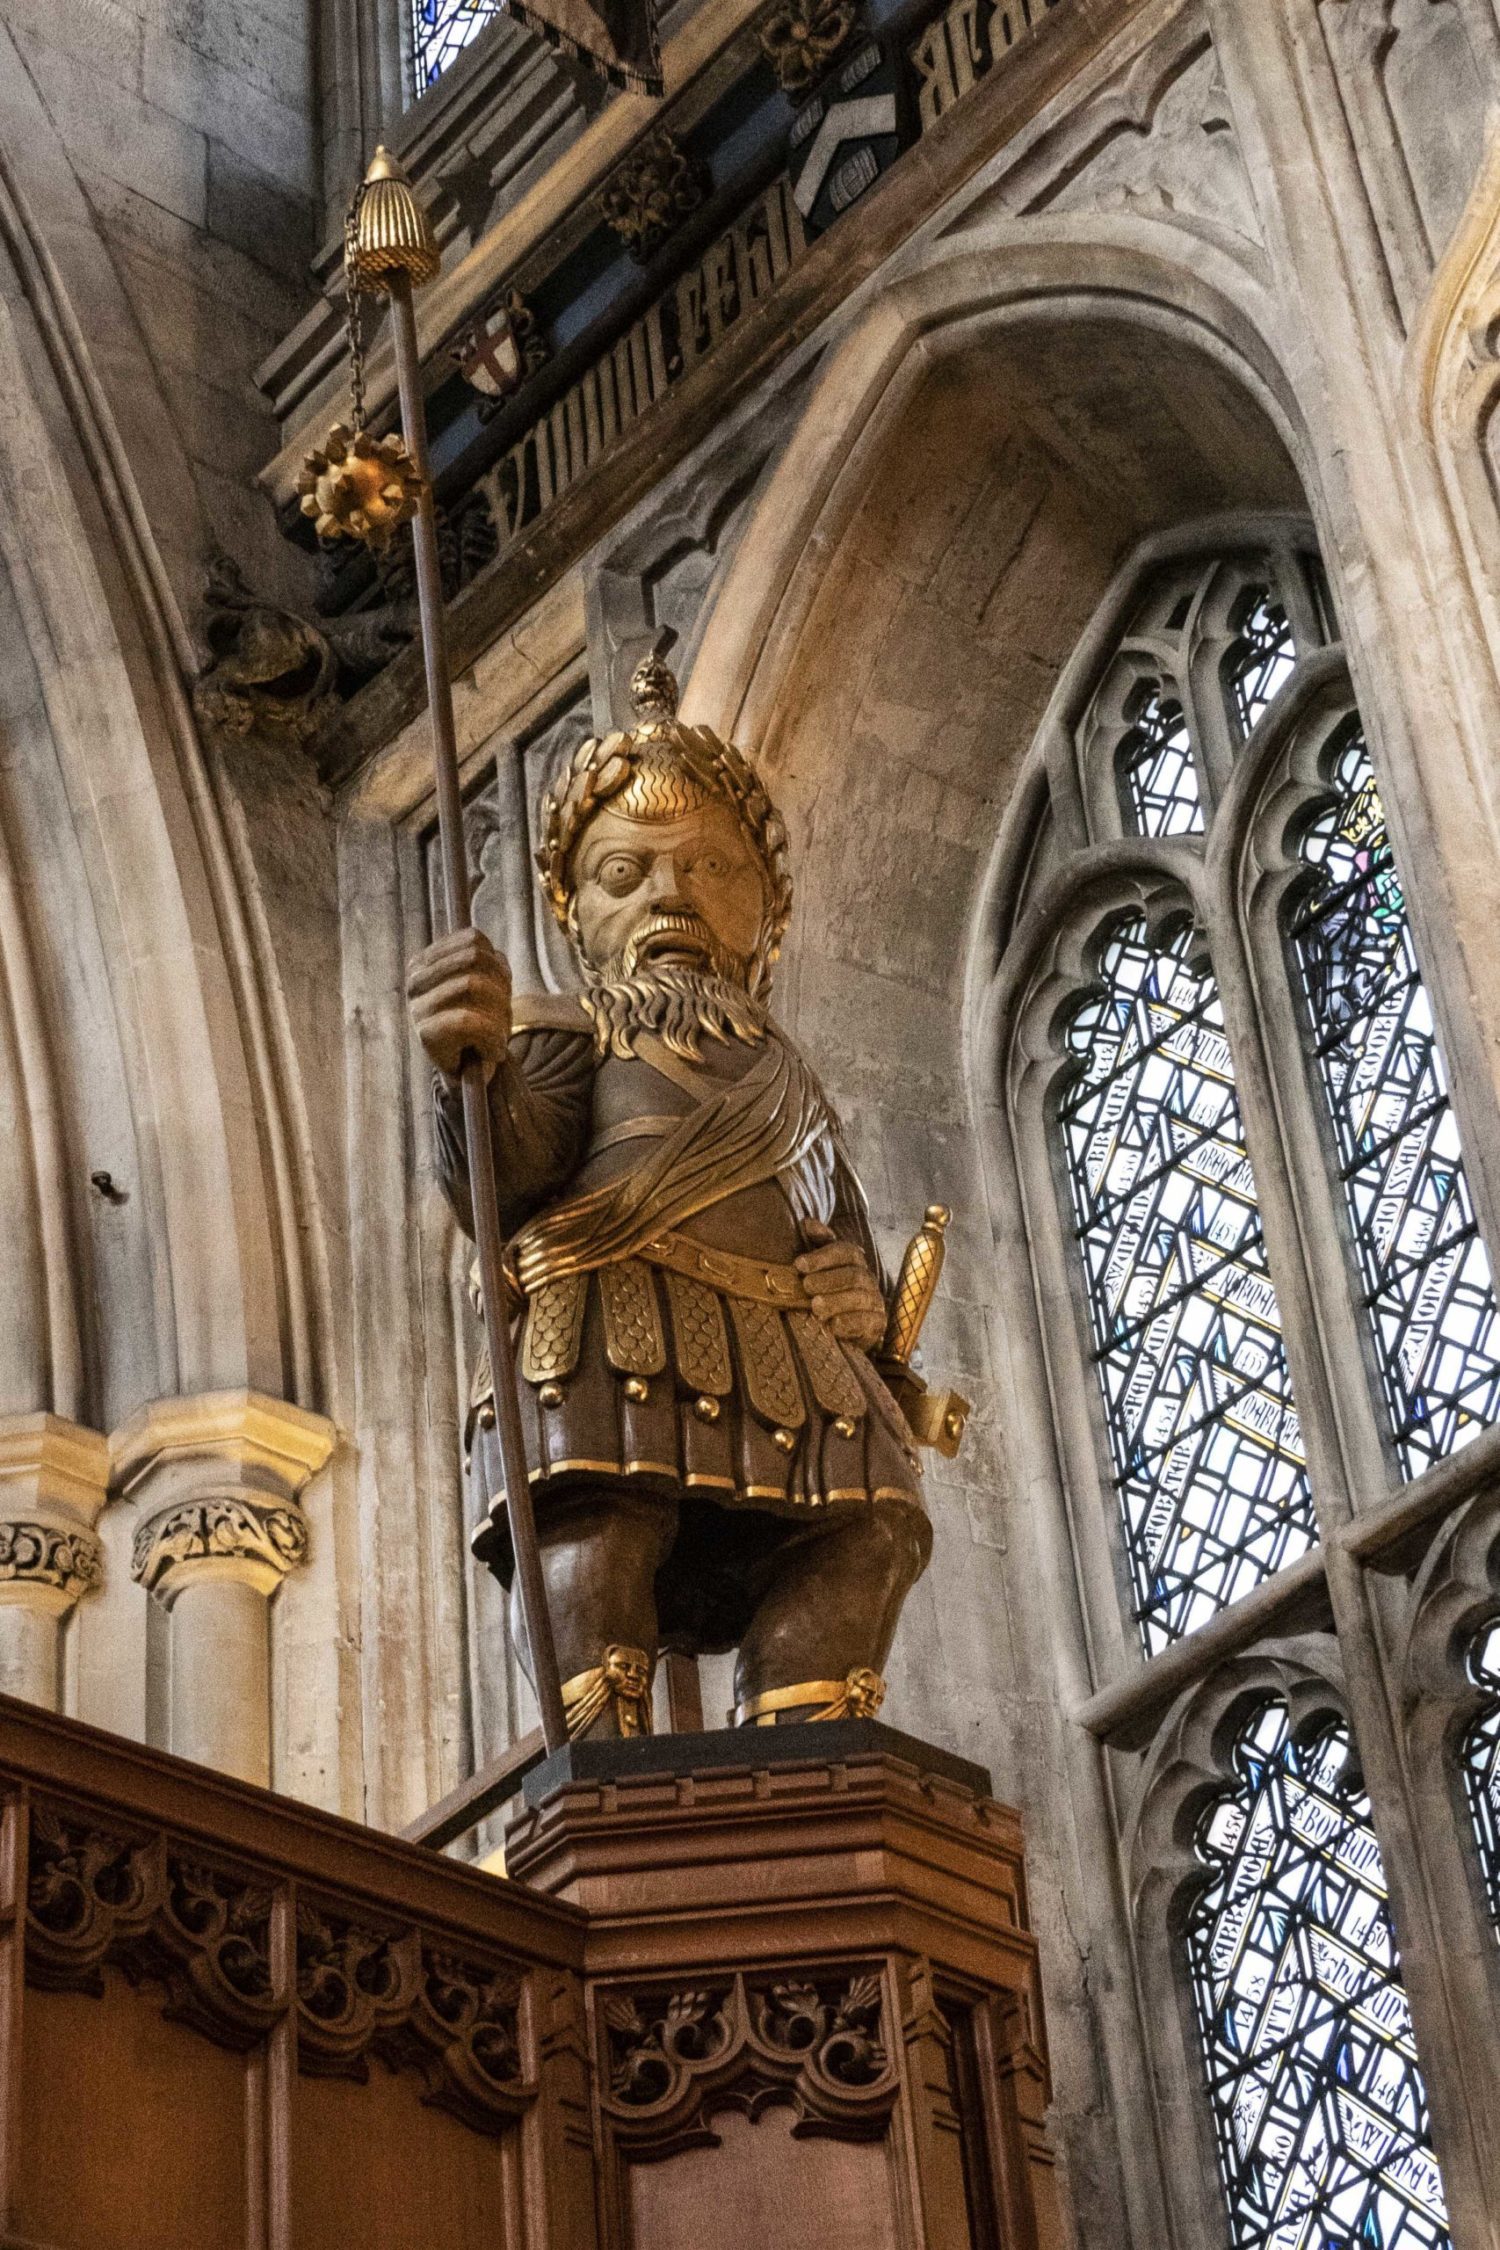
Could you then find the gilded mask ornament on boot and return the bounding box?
[408,649,970,1743]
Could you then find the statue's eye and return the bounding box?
[598,856,641,888]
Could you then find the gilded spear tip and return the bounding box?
[348,144,440,292]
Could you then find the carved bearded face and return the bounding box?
[569,798,774,1061]
[572,799,769,984]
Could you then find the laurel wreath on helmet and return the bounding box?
[534,657,794,998]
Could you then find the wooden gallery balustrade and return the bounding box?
[0,1694,1062,2249]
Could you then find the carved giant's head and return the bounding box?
[536,659,792,1041]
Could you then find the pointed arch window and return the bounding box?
[1187,1700,1451,2250]
[1060,917,1314,1655]
[1292,728,1500,1472]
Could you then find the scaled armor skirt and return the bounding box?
[467,1244,929,1651]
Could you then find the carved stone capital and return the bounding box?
[0,1414,110,1620]
[0,1523,103,1614]
[112,1391,333,1608]
[131,1496,309,1600]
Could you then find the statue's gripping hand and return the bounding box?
[406,927,513,1082]
[796,1221,887,1353]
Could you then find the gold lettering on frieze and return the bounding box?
[911,0,1065,134]
[477,184,812,562]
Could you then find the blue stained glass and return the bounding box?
[1293,730,1500,1473]
[1189,1702,1451,2250]
[413,0,501,92]
[1060,917,1316,1655]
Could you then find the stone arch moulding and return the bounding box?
[682,215,1309,752]
[0,98,327,1420]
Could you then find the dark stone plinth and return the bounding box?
[520,1717,990,1808]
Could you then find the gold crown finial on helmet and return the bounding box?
[534,675,793,999]
[629,653,679,720]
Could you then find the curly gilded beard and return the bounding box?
[581,963,768,1061]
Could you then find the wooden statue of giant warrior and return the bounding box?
[407,655,966,1740]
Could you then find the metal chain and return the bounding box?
[343,188,368,434]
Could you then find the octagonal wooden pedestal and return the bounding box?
[506,1722,1064,2250]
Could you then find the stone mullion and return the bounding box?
[1206,0,1500,1291]
[1206,763,1500,2242]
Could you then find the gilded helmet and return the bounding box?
[535,655,793,997]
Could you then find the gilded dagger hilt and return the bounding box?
[877,1205,971,1459]
[881,1204,951,1370]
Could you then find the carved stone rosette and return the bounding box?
[598,1966,896,2151]
[0,1521,102,1602]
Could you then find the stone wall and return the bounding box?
[0,0,320,618]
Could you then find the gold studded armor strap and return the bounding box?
[561,1645,654,1737]
[510,1034,830,1294]
[734,1668,886,1726]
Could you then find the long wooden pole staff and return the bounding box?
[348,148,568,1754]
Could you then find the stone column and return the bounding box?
[113,1391,335,1785]
[0,1413,108,1707]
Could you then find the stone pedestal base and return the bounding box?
[506,1722,1063,2250]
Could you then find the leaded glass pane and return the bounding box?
[1060,917,1315,1654]
[1188,1701,1451,2250]
[1461,1620,1500,1932]
[1228,589,1297,738]
[1118,689,1204,838]
[412,0,500,92]
[1293,730,1500,1471]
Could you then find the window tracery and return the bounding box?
[1117,690,1204,839]
[988,524,1500,2238]
[1060,916,1314,1656]
[1292,730,1500,1474]
[1187,1699,1450,2249]
[1225,588,1297,739]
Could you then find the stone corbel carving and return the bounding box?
[0,1413,109,1708]
[194,552,416,743]
[114,1390,335,1785]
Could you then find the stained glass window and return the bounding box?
[1188,1700,1451,2250]
[1227,589,1298,738]
[1293,729,1500,1472]
[1118,689,1204,839]
[412,0,501,92]
[1461,1620,1500,1931]
[1060,917,1316,1655]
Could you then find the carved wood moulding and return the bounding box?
[598,1964,898,2153]
[16,1795,533,2131]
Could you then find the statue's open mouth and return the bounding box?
[630,916,715,969]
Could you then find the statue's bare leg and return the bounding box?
[509,1487,679,1737]
[733,1503,926,1721]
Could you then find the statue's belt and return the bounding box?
[631,1230,808,1309]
